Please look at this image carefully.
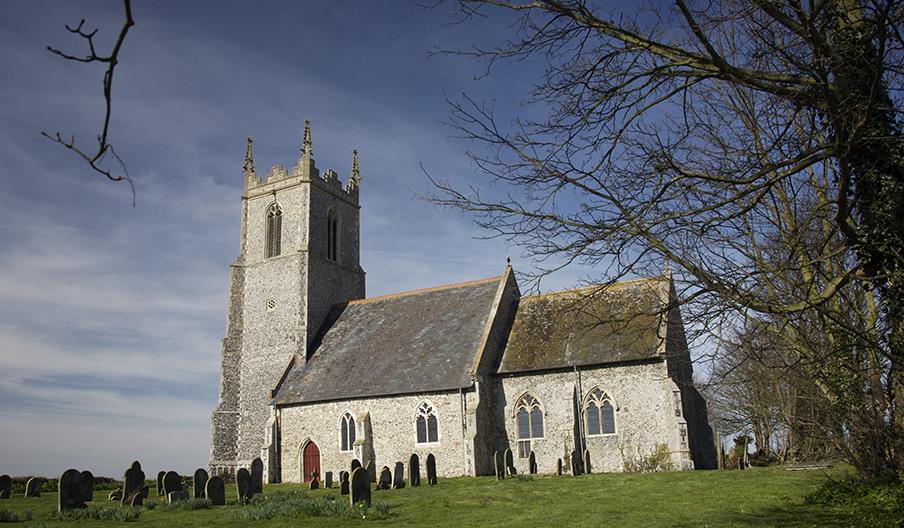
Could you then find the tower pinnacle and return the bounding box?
[243,136,255,190]
[347,149,361,191]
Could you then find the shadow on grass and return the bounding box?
[671,502,854,528]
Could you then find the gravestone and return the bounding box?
[392,462,405,489]
[193,468,208,499]
[236,468,253,503]
[309,476,319,490]
[365,460,376,483]
[79,470,94,502]
[156,471,165,496]
[340,471,350,495]
[377,466,391,490]
[324,471,333,489]
[122,461,145,506]
[206,476,225,506]
[0,474,10,499]
[349,467,371,506]
[130,493,143,507]
[59,469,85,511]
[504,448,515,475]
[162,471,181,496]
[408,453,421,487]
[350,459,362,473]
[250,457,264,495]
[528,451,537,474]
[25,477,45,498]
[141,485,150,499]
[583,449,592,474]
[494,450,505,480]
[108,489,122,501]
[426,453,437,485]
[556,458,563,476]
[570,450,583,476]
[168,490,189,503]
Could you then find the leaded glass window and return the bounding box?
[515,394,544,439]
[585,388,616,436]
[416,401,438,444]
[340,412,355,452]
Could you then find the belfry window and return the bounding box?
[416,401,439,444]
[585,388,616,436]
[340,412,356,452]
[327,209,339,262]
[515,393,543,458]
[266,203,282,258]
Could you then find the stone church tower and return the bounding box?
[210,122,366,476]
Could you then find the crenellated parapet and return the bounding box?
[243,120,361,205]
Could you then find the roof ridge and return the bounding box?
[520,275,667,302]
[347,275,504,305]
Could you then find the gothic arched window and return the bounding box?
[326,209,340,262]
[266,203,282,258]
[515,393,543,458]
[339,412,355,452]
[415,401,439,444]
[585,388,616,436]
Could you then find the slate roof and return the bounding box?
[272,275,504,406]
[496,276,668,374]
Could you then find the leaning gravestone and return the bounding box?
[324,471,333,489]
[193,468,208,498]
[25,477,45,498]
[0,475,10,499]
[392,462,405,489]
[528,451,537,474]
[206,476,225,506]
[156,471,165,496]
[108,489,122,501]
[122,461,145,506]
[377,466,391,490]
[168,490,189,504]
[556,458,563,476]
[494,450,505,480]
[339,471,350,495]
[162,471,181,496]
[236,468,253,503]
[504,448,515,475]
[59,469,85,511]
[79,470,94,502]
[130,493,144,507]
[350,459,362,473]
[365,460,376,483]
[408,453,421,487]
[426,453,437,485]
[583,449,592,474]
[349,467,371,506]
[250,457,264,495]
[570,450,583,476]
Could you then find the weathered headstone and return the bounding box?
[141,485,150,499]
[206,476,225,506]
[236,468,253,503]
[408,453,421,487]
[340,471,350,495]
[59,469,86,511]
[156,471,165,496]
[583,449,592,474]
[79,470,94,502]
[528,451,538,474]
[108,489,123,501]
[570,450,583,476]
[250,457,264,495]
[556,458,563,476]
[494,450,505,480]
[162,471,181,496]
[309,476,319,490]
[130,493,144,507]
[0,474,10,499]
[377,466,391,490]
[168,490,189,503]
[392,462,405,489]
[122,461,145,506]
[365,460,376,483]
[324,471,333,489]
[426,453,437,485]
[504,448,515,475]
[350,459,362,473]
[193,468,208,499]
[349,467,371,507]
[25,477,45,498]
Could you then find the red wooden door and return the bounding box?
[303,441,320,482]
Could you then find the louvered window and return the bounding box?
[327,209,339,262]
[266,203,282,258]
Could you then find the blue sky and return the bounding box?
[0,1,607,477]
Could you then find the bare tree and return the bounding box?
[431,0,904,478]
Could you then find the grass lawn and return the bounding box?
[0,466,870,527]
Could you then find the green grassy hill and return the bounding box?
[0,466,880,527]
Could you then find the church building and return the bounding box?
[209,123,717,482]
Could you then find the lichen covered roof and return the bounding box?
[496,276,667,374]
[272,276,503,406]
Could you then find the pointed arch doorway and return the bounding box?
[302,441,320,482]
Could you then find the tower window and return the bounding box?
[340,412,355,452]
[327,209,339,262]
[266,203,282,258]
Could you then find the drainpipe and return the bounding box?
[460,386,467,475]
